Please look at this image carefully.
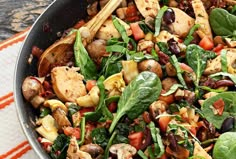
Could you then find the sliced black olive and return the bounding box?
[220,117,235,133]
[163,8,175,25]
[167,38,180,54]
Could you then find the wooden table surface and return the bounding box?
[0,0,53,41]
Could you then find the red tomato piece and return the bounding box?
[73,19,86,29]
[199,36,214,50]
[158,116,171,132]
[159,90,175,105]
[63,127,81,139]
[213,44,224,53]
[86,80,97,91]
[130,22,145,41]
[128,131,144,150]
[213,98,225,116]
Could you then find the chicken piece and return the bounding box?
[52,108,71,130]
[137,40,154,52]
[36,115,58,142]
[51,66,87,102]
[134,0,160,18]
[168,8,195,38]
[204,49,236,75]
[76,86,100,107]
[122,60,139,84]
[95,18,132,40]
[192,0,213,39]
[193,141,212,159]
[67,137,92,159]
[103,72,126,97]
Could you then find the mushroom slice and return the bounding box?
[80,144,104,158]
[95,18,132,40]
[134,0,160,18]
[52,108,71,130]
[67,137,92,159]
[192,0,213,39]
[168,8,195,38]
[193,141,212,159]
[51,66,87,102]
[109,143,137,159]
[38,0,122,77]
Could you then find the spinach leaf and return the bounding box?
[106,45,129,54]
[202,92,236,129]
[91,128,109,148]
[170,55,187,89]
[210,72,236,86]
[74,30,98,80]
[68,103,80,119]
[213,132,236,159]
[109,71,162,133]
[40,107,51,118]
[112,16,129,44]
[184,24,200,45]
[129,52,158,62]
[138,150,148,159]
[155,6,168,36]
[161,84,183,96]
[221,50,228,72]
[50,134,70,159]
[231,5,236,15]
[210,8,236,36]
[186,44,216,86]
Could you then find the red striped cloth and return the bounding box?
[0,29,39,159]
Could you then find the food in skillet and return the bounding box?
[22,0,236,158]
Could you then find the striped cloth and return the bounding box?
[0,29,39,159]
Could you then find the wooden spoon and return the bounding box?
[38,0,122,77]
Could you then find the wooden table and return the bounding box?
[0,0,53,41]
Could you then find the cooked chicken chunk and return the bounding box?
[168,8,195,38]
[192,0,213,39]
[204,49,236,75]
[95,18,132,40]
[51,66,87,102]
[134,0,160,18]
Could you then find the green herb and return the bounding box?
[154,6,168,36]
[138,150,148,159]
[109,71,162,133]
[210,72,236,86]
[184,24,200,45]
[50,134,70,159]
[68,103,80,119]
[157,42,172,56]
[170,55,187,89]
[106,45,129,54]
[198,86,226,93]
[91,128,109,148]
[112,16,130,44]
[231,5,236,15]
[221,50,228,72]
[139,22,153,34]
[129,52,158,62]
[210,8,236,36]
[105,96,120,105]
[201,92,236,129]
[77,117,85,145]
[213,132,236,159]
[40,107,51,118]
[186,44,216,86]
[148,122,165,158]
[161,84,184,96]
[104,131,117,159]
[74,30,97,80]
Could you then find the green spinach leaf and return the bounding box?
[50,134,70,159]
[213,132,236,159]
[184,24,200,45]
[109,71,162,133]
[202,92,236,129]
[210,8,236,36]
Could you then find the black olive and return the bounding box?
[163,8,175,25]
[220,117,235,133]
[167,38,180,54]
[168,133,178,152]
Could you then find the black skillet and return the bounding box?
[14,0,88,158]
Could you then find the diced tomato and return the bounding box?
[213,98,225,116]
[199,36,214,50]
[63,127,81,139]
[159,153,168,159]
[79,107,95,116]
[213,44,224,54]
[126,5,138,17]
[130,22,145,41]
[142,111,151,124]
[179,63,194,73]
[159,90,175,105]
[86,80,97,91]
[73,19,86,29]
[158,116,171,132]
[108,102,117,113]
[128,131,144,150]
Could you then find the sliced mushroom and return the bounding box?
[67,137,92,159]
[167,8,195,38]
[80,144,104,158]
[122,60,139,84]
[192,0,213,39]
[38,0,123,77]
[138,59,163,79]
[52,108,71,130]
[22,76,45,108]
[51,66,87,102]
[95,18,132,40]
[134,0,160,18]
[109,143,137,159]
[76,86,100,107]
[87,39,107,61]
